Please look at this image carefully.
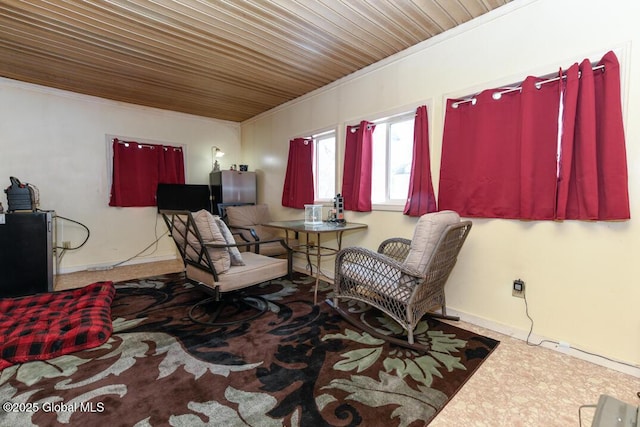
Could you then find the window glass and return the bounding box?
[313,131,336,201]
[371,123,387,204]
[371,114,414,206]
[388,120,413,200]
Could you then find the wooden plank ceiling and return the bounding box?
[0,0,510,122]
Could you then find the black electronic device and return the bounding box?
[4,176,38,212]
[327,193,346,224]
[156,184,212,213]
[334,193,345,223]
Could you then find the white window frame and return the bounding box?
[370,111,415,211]
[311,129,337,203]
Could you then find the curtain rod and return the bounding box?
[349,109,414,131]
[291,137,312,145]
[112,138,182,150]
[113,138,148,146]
[114,139,157,149]
[348,124,374,132]
[451,64,605,109]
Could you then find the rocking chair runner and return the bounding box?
[332,210,472,350]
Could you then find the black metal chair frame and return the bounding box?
[161,209,291,327]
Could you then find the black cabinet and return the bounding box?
[0,211,55,297]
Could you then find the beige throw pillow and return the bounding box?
[214,217,245,266]
[192,209,231,274]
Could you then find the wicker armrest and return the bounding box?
[335,246,423,308]
[377,238,412,263]
[336,246,423,280]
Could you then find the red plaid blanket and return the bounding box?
[0,281,115,370]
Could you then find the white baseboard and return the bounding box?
[57,254,177,275]
[447,308,640,378]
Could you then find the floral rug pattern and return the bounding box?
[0,273,498,426]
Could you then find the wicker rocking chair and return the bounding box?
[331,211,472,350]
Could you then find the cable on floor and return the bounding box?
[578,404,597,427]
[522,288,639,370]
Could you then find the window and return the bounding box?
[312,130,336,202]
[371,113,414,206]
[439,51,629,220]
[108,137,185,207]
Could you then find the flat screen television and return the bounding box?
[156,184,212,213]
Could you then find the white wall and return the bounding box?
[0,78,241,272]
[241,0,640,369]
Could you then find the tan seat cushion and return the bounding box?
[404,210,460,273]
[186,252,288,293]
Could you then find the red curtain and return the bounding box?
[439,90,521,218]
[281,138,314,208]
[109,139,185,207]
[519,75,563,219]
[160,146,185,184]
[403,105,436,216]
[440,51,628,221]
[557,51,630,220]
[439,81,559,219]
[342,121,374,212]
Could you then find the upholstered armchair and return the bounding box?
[224,204,299,257]
[161,209,291,326]
[332,210,472,348]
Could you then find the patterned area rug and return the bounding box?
[1,273,498,426]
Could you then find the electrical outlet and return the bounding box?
[62,241,71,249]
[512,279,525,298]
